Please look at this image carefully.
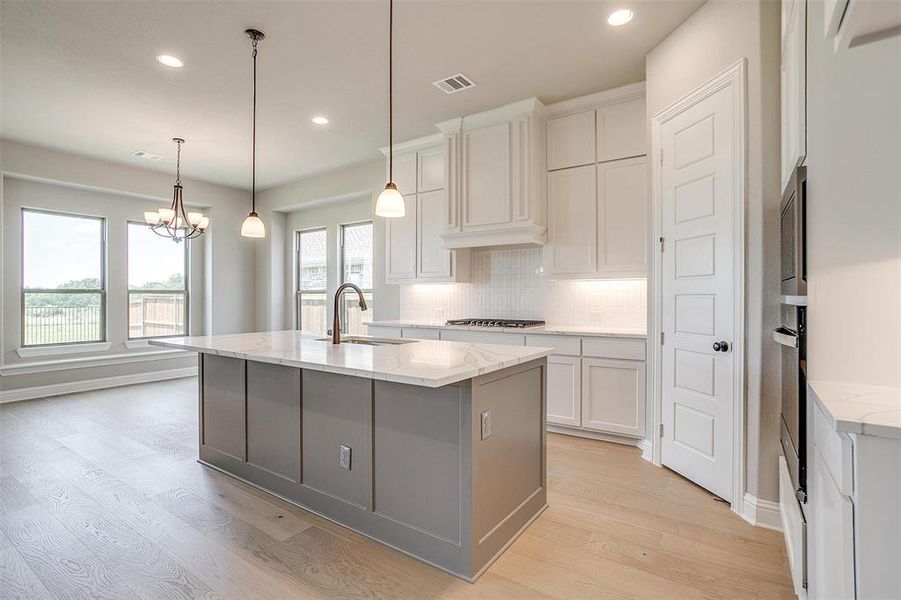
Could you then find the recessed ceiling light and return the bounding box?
[607,9,634,26]
[156,54,184,68]
[311,115,329,125]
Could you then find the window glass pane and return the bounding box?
[23,211,102,290]
[128,222,186,290]
[298,292,328,333]
[343,292,373,336]
[298,229,327,291]
[129,292,187,338]
[23,292,102,345]
[342,223,373,290]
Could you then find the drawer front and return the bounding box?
[402,327,440,340]
[813,399,854,496]
[367,325,403,338]
[582,337,646,361]
[526,335,581,356]
[439,329,525,347]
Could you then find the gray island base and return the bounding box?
[155,332,549,582]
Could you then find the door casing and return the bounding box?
[649,59,747,516]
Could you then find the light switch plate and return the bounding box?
[480,410,492,440]
[339,445,352,470]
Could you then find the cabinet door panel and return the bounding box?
[547,111,595,170]
[547,355,581,427]
[597,98,646,162]
[463,123,511,228]
[385,195,416,280]
[391,153,417,196]
[598,157,647,274]
[247,361,301,482]
[418,146,445,192]
[547,165,598,275]
[417,189,452,279]
[810,448,856,599]
[581,357,646,437]
[780,0,806,189]
[202,355,246,461]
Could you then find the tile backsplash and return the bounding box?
[398,246,647,330]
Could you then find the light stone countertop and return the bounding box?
[809,380,901,440]
[150,330,552,388]
[367,320,647,339]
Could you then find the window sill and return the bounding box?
[16,342,112,358]
[125,340,150,349]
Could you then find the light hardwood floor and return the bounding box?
[0,378,794,599]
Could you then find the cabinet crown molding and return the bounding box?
[436,97,544,133]
[379,132,444,157]
[545,81,646,118]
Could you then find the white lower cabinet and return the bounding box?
[580,357,646,438]
[810,447,855,599]
[546,355,581,427]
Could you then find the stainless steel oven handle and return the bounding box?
[773,328,799,348]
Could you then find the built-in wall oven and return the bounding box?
[776,165,808,503]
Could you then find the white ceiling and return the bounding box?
[1,1,702,190]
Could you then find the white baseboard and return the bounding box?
[638,439,653,463]
[741,492,782,531]
[0,367,197,404]
[546,424,650,457]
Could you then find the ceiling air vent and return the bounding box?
[432,73,477,95]
[131,150,162,161]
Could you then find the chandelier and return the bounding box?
[144,137,209,242]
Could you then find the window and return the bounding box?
[21,209,105,346]
[127,222,187,338]
[340,221,373,335]
[296,228,328,332]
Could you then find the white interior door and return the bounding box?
[660,82,737,501]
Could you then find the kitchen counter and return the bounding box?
[151,329,551,388]
[150,330,548,581]
[367,320,647,339]
[808,380,901,439]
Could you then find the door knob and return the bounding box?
[712,341,730,353]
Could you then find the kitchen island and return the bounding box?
[151,330,550,581]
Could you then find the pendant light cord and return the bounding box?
[251,38,258,213]
[388,0,393,184]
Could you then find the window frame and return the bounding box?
[126,220,190,340]
[339,220,374,334]
[20,207,107,348]
[295,227,328,331]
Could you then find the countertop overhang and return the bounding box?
[150,330,552,388]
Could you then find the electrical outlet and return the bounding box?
[339,445,352,470]
[480,410,492,440]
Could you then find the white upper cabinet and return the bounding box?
[544,83,648,279]
[385,196,417,280]
[597,98,647,162]
[418,146,445,192]
[547,110,595,170]
[439,98,547,248]
[598,157,647,275]
[781,0,807,189]
[382,137,469,284]
[546,165,597,274]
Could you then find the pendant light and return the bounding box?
[241,28,266,238]
[375,0,405,218]
[144,137,209,242]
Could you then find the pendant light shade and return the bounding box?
[241,28,267,238]
[375,183,405,217]
[377,0,404,218]
[241,212,266,238]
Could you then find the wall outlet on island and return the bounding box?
[339,445,352,470]
[480,410,492,440]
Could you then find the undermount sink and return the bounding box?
[316,336,417,347]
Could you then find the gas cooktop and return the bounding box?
[446,318,545,329]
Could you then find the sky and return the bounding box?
[22,211,184,289]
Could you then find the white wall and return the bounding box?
[645,0,783,502]
[805,2,901,387]
[0,141,256,393]
[254,159,399,330]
